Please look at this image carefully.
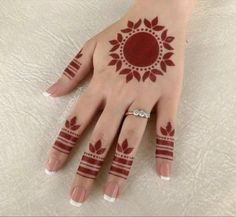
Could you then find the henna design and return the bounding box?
[53,116,80,154]
[77,140,106,179]
[63,49,83,80]
[156,122,175,161]
[108,139,134,180]
[108,17,175,83]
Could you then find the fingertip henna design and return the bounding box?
[156,122,175,161]
[77,140,106,180]
[108,17,175,83]
[53,116,80,154]
[63,49,83,80]
[109,139,134,180]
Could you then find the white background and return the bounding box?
[0,0,235,216]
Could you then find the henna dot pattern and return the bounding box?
[108,17,175,82]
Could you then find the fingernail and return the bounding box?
[43,91,51,97]
[160,163,171,181]
[45,158,60,174]
[70,187,86,207]
[104,182,119,202]
[161,176,170,181]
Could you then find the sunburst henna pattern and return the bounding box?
[108,17,175,83]
[108,139,134,180]
[77,140,106,179]
[156,122,175,161]
[53,116,80,154]
[63,49,83,79]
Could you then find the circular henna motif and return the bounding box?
[108,17,175,83]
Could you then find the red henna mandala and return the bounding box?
[108,17,175,82]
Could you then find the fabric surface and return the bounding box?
[0,0,235,216]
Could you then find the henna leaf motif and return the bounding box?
[161,30,167,41]
[144,19,152,28]
[149,73,156,82]
[134,19,142,29]
[142,71,150,82]
[165,60,175,66]
[117,143,123,152]
[153,26,164,31]
[128,21,134,28]
[121,28,132,33]
[122,139,128,150]
[117,33,123,42]
[126,73,133,82]
[117,139,134,155]
[109,40,118,45]
[120,68,131,75]
[116,60,122,71]
[163,43,174,50]
[109,59,118,66]
[161,61,167,72]
[160,122,175,136]
[152,69,163,75]
[124,148,134,154]
[65,120,70,128]
[160,127,168,136]
[163,52,174,59]
[89,143,95,153]
[71,125,80,131]
[166,122,172,132]
[110,53,120,59]
[95,140,102,150]
[151,17,158,26]
[133,71,141,81]
[165,36,175,43]
[96,148,106,155]
[110,44,120,52]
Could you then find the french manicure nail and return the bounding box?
[70,187,86,207]
[43,91,51,97]
[161,176,170,181]
[45,158,60,174]
[104,182,119,202]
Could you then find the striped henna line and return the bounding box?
[63,49,83,80]
[108,139,134,180]
[77,140,106,180]
[156,122,175,161]
[53,116,80,155]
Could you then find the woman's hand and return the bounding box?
[44,0,195,206]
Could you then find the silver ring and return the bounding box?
[125,109,150,119]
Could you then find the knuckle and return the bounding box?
[122,128,139,142]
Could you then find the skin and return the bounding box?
[44,0,196,205]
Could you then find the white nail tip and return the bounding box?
[45,169,56,175]
[104,194,116,202]
[43,92,51,97]
[161,176,170,181]
[70,199,82,207]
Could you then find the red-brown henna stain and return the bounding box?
[77,140,106,179]
[63,49,83,80]
[108,139,134,180]
[108,17,175,83]
[156,122,175,161]
[53,116,80,154]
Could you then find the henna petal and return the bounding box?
[70,116,77,126]
[120,68,131,74]
[163,52,174,59]
[76,53,82,59]
[71,125,80,131]
[151,17,158,26]
[160,127,168,136]
[152,69,163,75]
[161,61,166,72]
[133,70,141,81]
[109,40,118,45]
[110,53,120,59]
[108,59,118,66]
[149,73,156,82]
[124,147,134,155]
[161,30,167,41]
[121,28,132,33]
[89,143,95,153]
[153,26,164,31]
[165,59,175,66]
[165,36,175,43]
[95,140,102,150]
[166,122,172,133]
[65,120,70,128]
[163,43,174,50]
[170,129,175,137]
[117,33,123,42]
[142,71,150,81]
[117,143,123,152]
[126,73,133,82]
[96,148,106,155]
[128,21,134,28]
[116,60,122,71]
[110,44,120,52]
[134,19,142,29]
[122,139,129,150]
[144,18,151,28]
